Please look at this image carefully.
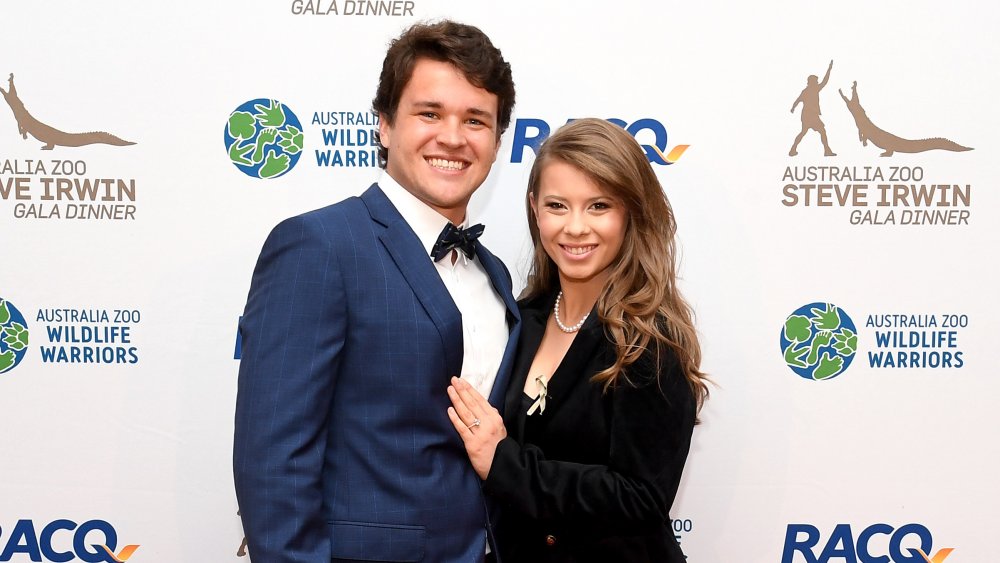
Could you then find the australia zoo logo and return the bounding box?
[788,61,972,157]
[1,73,134,150]
[0,297,29,375]
[225,99,304,179]
[779,302,858,381]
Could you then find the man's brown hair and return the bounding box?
[372,20,516,167]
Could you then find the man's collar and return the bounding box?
[378,171,469,257]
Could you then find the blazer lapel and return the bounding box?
[504,302,547,443]
[360,184,463,378]
[542,312,605,420]
[506,296,606,428]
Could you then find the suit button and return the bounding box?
[545,534,557,546]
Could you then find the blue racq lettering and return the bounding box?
[509,118,550,163]
[509,118,671,164]
[0,520,119,563]
[0,520,42,561]
[890,524,932,563]
[781,523,935,563]
[783,524,821,563]
[234,316,243,360]
[819,524,858,563]
[41,520,77,563]
[856,523,893,563]
[74,520,117,563]
[623,118,670,164]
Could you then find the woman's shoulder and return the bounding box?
[615,341,694,405]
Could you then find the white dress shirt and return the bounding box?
[379,172,509,400]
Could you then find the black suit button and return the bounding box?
[545,534,557,546]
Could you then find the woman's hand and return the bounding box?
[447,376,507,480]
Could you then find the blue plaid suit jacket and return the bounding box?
[235,184,521,563]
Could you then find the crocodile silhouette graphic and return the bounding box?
[1,73,135,150]
[839,81,971,157]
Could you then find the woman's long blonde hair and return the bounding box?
[522,118,709,408]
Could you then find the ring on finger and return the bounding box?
[467,418,481,429]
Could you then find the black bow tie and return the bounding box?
[430,223,485,262]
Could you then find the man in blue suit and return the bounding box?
[234,21,519,563]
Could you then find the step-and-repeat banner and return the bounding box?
[2,1,996,561]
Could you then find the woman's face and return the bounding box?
[530,160,628,288]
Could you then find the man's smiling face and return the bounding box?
[379,58,501,225]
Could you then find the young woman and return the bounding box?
[447,118,710,562]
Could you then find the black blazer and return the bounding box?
[484,293,696,563]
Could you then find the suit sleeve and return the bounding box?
[483,352,696,531]
[234,213,345,563]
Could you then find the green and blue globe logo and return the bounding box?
[224,99,304,179]
[780,302,857,380]
[0,297,29,374]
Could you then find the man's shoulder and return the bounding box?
[297,193,368,223]
[274,186,378,233]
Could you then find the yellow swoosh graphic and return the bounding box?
[97,544,140,562]
[650,144,690,164]
[916,547,954,563]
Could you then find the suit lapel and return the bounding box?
[476,245,522,408]
[475,246,520,332]
[361,185,464,377]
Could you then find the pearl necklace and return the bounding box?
[553,290,589,333]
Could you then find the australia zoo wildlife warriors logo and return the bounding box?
[224,99,304,179]
[1,73,134,150]
[0,297,29,375]
[779,302,858,381]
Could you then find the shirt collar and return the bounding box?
[378,170,470,257]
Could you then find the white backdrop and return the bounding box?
[1,1,997,561]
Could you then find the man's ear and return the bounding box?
[378,113,391,149]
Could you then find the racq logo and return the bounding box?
[509,117,688,165]
[783,523,954,563]
[0,519,138,562]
